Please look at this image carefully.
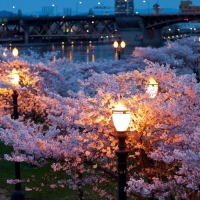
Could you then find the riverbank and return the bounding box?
[0,36,114,48]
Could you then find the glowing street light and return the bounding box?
[10,68,20,86]
[76,2,82,15]
[112,103,130,132]
[12,6,21,15]
[113,38,126,60]
[143,0,150,14]
[146,77,158,98]
[12,48,19,57]
[111,78,158,199]
[12,6,18,12]
[52,4,57,16]
[10,68,25,200]
[112,102,130,200]
[111,77,159,200]
[98,2,104,15]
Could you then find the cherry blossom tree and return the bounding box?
[128,36,200,80]
[0,38,200,199]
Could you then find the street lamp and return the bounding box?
[113,38,126,60]
[12,48,19,57]
[12,6,22,16]
[194,56,200,82]
[125,0,129,15]
[112,102,130,200]
[52,4,57,16]
[12,6,17,14]
[76,2,82,15]
[111,80,158,200]
[143,0,149,14]
[146,77,158,99]
[98,2,104,15]
[10,68,25,200]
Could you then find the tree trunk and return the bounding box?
[78,173,83,200]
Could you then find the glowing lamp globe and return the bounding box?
[11,68,19,85]
[146,77,158,98]
[120,41,126,48]
[112,103,130,132]
[113,41,119,48]
[12,48,18,57]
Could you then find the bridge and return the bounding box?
[140,13,200,29]
[0,13,200,45]
[0,15,117,44]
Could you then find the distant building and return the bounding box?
[153,3,160,15]
[179,1,200,13]
[115,0,134,15]
[42,6,54,16]
[63,8,72,16]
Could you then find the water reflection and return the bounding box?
[9,43,134,63]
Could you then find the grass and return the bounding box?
[3,142,199,200]
[0,142,82,200]
[0,142,122,200]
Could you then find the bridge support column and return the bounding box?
[143,29,163,47]
[24,30,29,44]
[119,30,144,46]
[21,20,29,44]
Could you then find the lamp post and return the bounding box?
[10,68,25,200]
[125,0,129,15]
[143,0,149,14]
[52,4,57,16]
[12,48,19,57]
[190,28,193,35]
[111,79,158,200]
[195,56,200,82]
[112,103,130,200]
[76,2,82,15]
[113,38,126,60]
[146,77,159,99]
[12,6,18,14]
[98,2,104,15]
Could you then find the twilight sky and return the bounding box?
[1,0,200,14]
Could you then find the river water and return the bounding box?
[12,43,135,62]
